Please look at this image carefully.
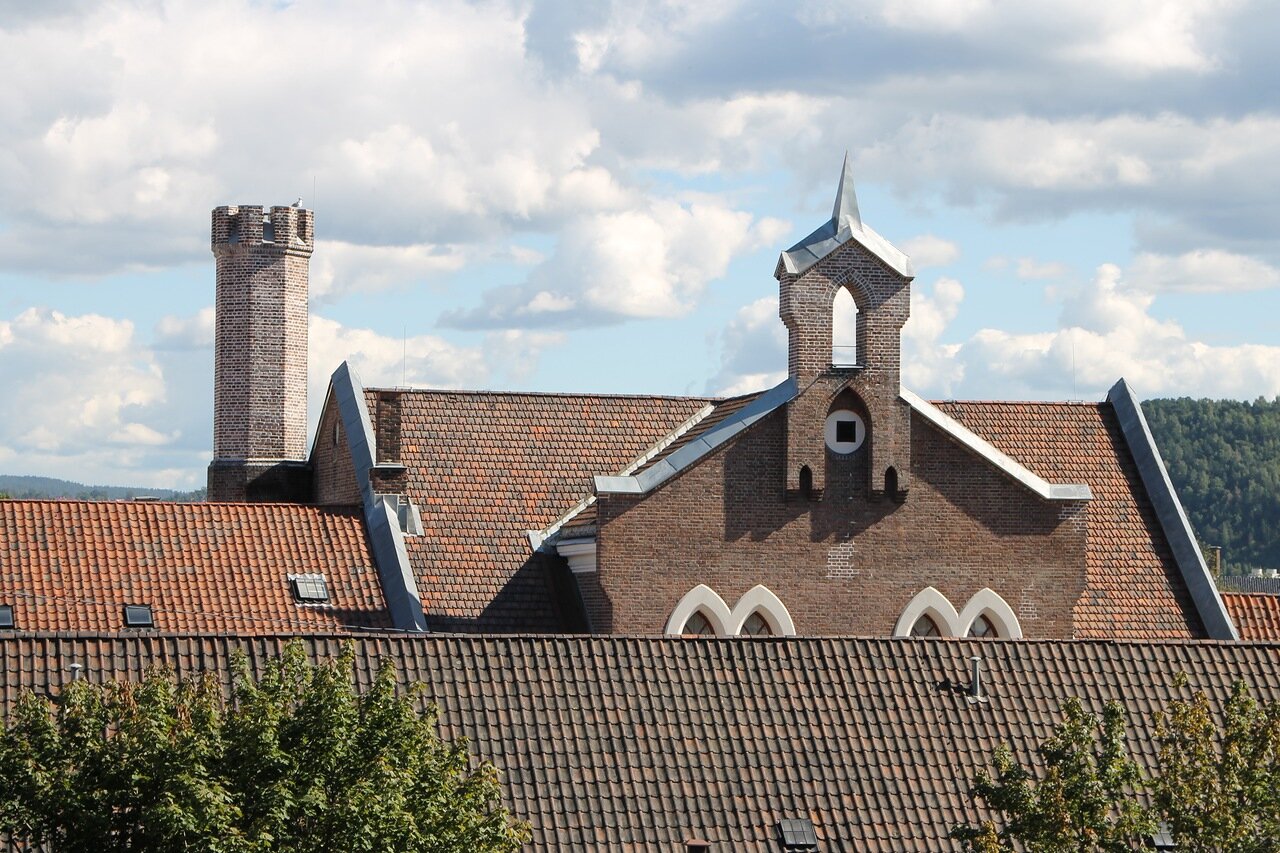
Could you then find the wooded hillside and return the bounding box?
[1144,397,1280,576]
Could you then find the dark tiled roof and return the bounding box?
[0,501,389,634]
[1218,575,1280,595]
[935,401,1203,639]
[4,633,1280,850]
[1222,593,1280,640]
[372,390,713,631]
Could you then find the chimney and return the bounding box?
[207,205,315,502]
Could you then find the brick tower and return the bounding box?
[207,204,314,502]
[775,155,915,500]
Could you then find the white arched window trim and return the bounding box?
[893,586,962,638]
[665,584,733,636]
[728,585,797,636]
[665,584,796,637]
[957,588,1023,640]
[892,586,1022,639]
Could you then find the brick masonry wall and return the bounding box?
[312,395,361,505]
[208,205,313,501]
[778,237,911,497]
[592,409,1089,638]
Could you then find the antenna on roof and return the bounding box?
[402,326,407,388]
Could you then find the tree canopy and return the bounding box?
[953,678,1280,852]
[0,643,530,853]
[1144,396,1280,576]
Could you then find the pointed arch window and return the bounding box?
[967,614,995,638]
[664,584,796,637]
[832,287,858,366]
[741,611,774,637]
[682,611,717,636]
[893,586,1024,639]
[910,614,941,637]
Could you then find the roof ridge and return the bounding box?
[2,630,1277,647]
[364,386,720,402]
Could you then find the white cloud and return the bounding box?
[0,308,167,457]
[310,241,467,301]
[445,198,789,328]
[900,235,960,269]
[307,314,566,428]
[709,296,787,395]
[931,263,1280,400]
[902,277,965,393]
[155,306,214,348]
[1015,258,1071,280]
[1126,249,1280,293]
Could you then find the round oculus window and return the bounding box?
[824,410,866,454]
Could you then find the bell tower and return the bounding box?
[775,155,915,500]
[207,204,314,502]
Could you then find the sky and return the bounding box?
[1,0,1279,489]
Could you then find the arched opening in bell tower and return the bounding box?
[831,287,858,367]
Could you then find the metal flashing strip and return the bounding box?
[595,377,799,496]
[900,387,1093,502]
[619,403,717,476]
[1107,378,1239,640]
[330,361,428,632]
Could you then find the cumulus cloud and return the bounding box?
[708,296,787,396]
[943,263,1280,400]
[443,199,789,328]
[0,307,171,474]
[1126,249,1280,293]
[900,235,960,269]
[307,315,566,429]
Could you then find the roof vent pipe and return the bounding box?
[967,654,988,705]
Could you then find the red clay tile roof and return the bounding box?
[1222,592,1280,640]
[6,633,1280,850]
[629,390,764,476]
[372,390,713,631]
[0,500,390,634]
[935,401,1203,639]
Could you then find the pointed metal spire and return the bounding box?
[777,150,911,278]
[831,151,861,230]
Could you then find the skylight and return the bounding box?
[123,604,153,628]
[291,574,330,603]
[0,604,14,629]
[777,818,818,851]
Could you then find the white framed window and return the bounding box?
[665,584,796,637]
[893,586,1022,639]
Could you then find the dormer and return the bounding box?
[775,155,914,500]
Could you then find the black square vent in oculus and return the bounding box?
[777,818,818,851]
[835,419,857,444]
[123,604,153,628]
[291,574,330,603]
[0,604,14,629]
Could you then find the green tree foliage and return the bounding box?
[954,682,1280,851]
[1153,678,1280,850]
[1143,397,1280,575]
[0,643,530,852]
[950,698,1153,852]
